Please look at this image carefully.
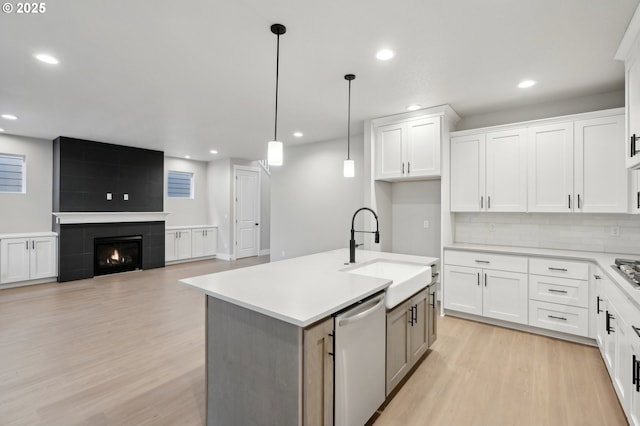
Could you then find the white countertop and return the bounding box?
[180,249,438,327]
[445,243,640,309]
[0,231,57,239]
[166,225,217,230]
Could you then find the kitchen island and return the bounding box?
[180,248,438,426]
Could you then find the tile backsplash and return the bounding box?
[455,213,640,255]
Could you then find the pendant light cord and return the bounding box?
[347,79,351,160]
[274,33,281,141]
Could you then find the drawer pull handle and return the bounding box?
[548,289,568,294]
[548,267,568,272]
[597,296,602,314]
[475,260,490,264]
[607,311,614,334]
[548,315,567,321]
[594,274,601,280]
[484,273,487,287]
[477,272,480,286]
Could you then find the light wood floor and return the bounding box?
[0,257,628,426]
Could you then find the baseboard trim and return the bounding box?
[215,253,233,261]
[259,249,270,256]
[444,309,597,347]
[0,277,57,290]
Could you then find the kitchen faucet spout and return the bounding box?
[350,207,380,263]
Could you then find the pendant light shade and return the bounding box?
[344,74,356,177]
[268,23,286,166]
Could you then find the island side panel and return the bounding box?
[206,295,301,426]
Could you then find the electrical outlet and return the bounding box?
[610,226,620,237]
[489,223,496,232]
[123,193,129,201]
[106,192,112,201]
[423,220,429,229]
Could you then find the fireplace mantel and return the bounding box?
[52,212,170,225]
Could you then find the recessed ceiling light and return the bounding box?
[293,132,303,138]
[376,49,395,61]
[209,150,218,154]
[518,80,536,88]
[1,114,17,120]
[185,155,191,159]
[34,53,59,65]
[406,104,422,111]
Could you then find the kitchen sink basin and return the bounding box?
[344,259,432,308]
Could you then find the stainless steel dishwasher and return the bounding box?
[334,291,386,426]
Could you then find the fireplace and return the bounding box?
[94,235,142,276]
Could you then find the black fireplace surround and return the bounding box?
[53,136,166,282]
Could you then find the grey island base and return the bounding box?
[181,248,438,425]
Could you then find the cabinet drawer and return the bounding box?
[528,300,589,337]
[529,274,588,308]
[444,250,527,273]
[529,257,589,280]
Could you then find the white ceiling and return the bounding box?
[0,0,638,161]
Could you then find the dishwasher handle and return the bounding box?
[338,295,385,327]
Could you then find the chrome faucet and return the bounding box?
[350,207,380,263]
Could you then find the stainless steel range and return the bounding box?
[611,259,640,287]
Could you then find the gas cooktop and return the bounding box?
[611,258,640,288]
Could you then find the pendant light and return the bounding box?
[344,74,356,177]
[268,23,286,166]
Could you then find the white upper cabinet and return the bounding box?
[575,115,627,212]
[527,122,574,212]
[450,129,527,212]
[485,129,528,212]
[375,116,441,181]
[616,7,640,169]
[450,133,485,212]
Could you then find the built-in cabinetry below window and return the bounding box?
[450,109,629,213]
[165,226,217,264]
[0,233,58,287]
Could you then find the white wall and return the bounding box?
[0,134,52,233]
[271,135,365,261]
[207,159,232,257]
[164,157,209,227]
[455,213,640,255]
[391,180,441,257]
[255,162,270,252]
[456,90,624,130]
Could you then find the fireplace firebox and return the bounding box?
[94,236,142,276]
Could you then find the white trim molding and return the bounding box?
[52,211,171,224]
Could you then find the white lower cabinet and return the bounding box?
[0,235,57,285]
[386,288,432,395]
[631,336,640,426]
[191,227,217,258]
[444,251,528,325]
[166,226,218,263]
[165,229,191,262]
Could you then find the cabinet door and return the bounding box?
[574,115,627,212]
[176,230,192,260]
[632,171,640,214]
[627,59,640,169]
[595,281,607,351]
[427,285,437,347]
[191,229,205,258]
[485,129,527,212]
[630,339,640,426]
[165,231,178,262]
[204,228,218,256]
[406,117,440,177]
[443,265,483,315]
[386,300,411,395]
[614,312,632,410]
[482,270,528,325]
[303,317,334,426]
[409,290,429,363]
[0,238,30,284]
[527,122,574,212]
[450,134,486,212]
[604,303,618,376]
[376,123,405,179]
[30,237,57,280]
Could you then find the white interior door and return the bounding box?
[235,167,260,259]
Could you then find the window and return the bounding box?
[167,171,194,198]
[0,154,25,193]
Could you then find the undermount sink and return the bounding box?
[344,259,432,308]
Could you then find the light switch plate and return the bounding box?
[106,193,112,201]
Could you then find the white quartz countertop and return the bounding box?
[180,249,438,327]
[0,231,57,239]
[445,243,640,309]
[165,225,217,230]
